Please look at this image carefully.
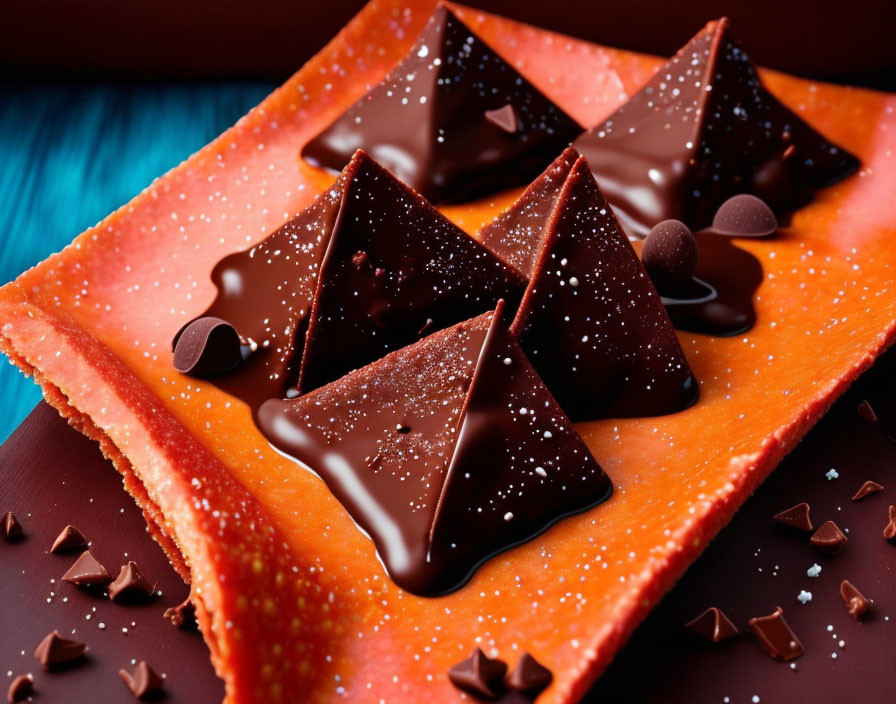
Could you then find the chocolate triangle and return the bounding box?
[61,550,112,586]
[510,156,698,420]
[108,561,155,602]
[51,524,88,553]
[34,631,87,669]
[258,305,611,595]
[479,146,579,277]
[507,652,553,694]
[573,18,859,236]
[3,511,23,541]
[684,607,739,643]
[772,502,813,532]
[119,661,164,699]
[301,6,582,203]
[296,151,526,393]
[448,648,507,699]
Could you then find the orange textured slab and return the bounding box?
[1,2,895,703]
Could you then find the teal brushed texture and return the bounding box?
[0,81,275,441]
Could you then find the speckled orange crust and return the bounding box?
[0,2,894,702]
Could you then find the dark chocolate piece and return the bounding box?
[507,652,553,694]
[3,511,23,542]
[301,6,582,203]
[810,520,848,554]
[573,18,859,237]
[684,607,739,643]
[747,607,804,662]
[772,502,813,532]
[61,550,112,586]
[840,580,870,619]
[258,305,612,595]
[857,399,878,422]
[172,316,242,378]
[34,631,87,669]
[164,598,198,630]
[852,480,884,502]
[447,648,507,699]
[50,524,88,553]
[641,220,699,294]
[884,505,896,541]
[712,194,777,237]
[108,561,155,602]
[7,674,33,703]
[119,661,164,700]
[510,155,698,420]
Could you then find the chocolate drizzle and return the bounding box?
[301,6,583,203]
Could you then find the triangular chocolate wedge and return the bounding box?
[510,156,698,420]
[258,305,612,595]
[573,18,859,236]
[301,6,583,202]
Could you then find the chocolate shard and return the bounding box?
[747,607,804,662]
[857,399,878,422]
[3,511,23,542]
[884,505,896,541]
[447,648,507,699]
[840,580,871,619]
[301,6,583,203]
[34,631,87,669]
[7,674,33,703]
[119,661,164,700]
[172,316,242,378]
[852,480,884,502]
[712,194,777,237]
[258,304,612,595]
[641,220,699,295]
[772,502,813,532]
[61,550,112,586]
[573,18,859,237]
[296,151,526,394]
[50,524,88,554]
[164,598,198,630]
[810,520,848,554]
[507,652,553,694]
[108,561,155,602]
[684,607,739,643]
[509,155,698,420]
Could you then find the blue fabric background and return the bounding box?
[0,81,275,441]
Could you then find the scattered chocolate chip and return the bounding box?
[684,607,739,643]
[884,505,896,541]
[351,250,370,271]
[447,648,507,699]
[164,598,198,630]
[109,561,155,602]
[51,524,88,553]
[840,580,871,619]
[34,631,87,669]
[507,652,552,694]
[7,674,33,703]
[772,502,813,532]
[3,512,24,542]
[484,104,519,134]
[172,316,242,377]
[712,194,777,237]
[119,661,164,700]
[642,219,699,293]
[852,480,884,502]
[810,520,848,554]
[748,607,804,661]
[857,399,878,422]
[61,550,112,586]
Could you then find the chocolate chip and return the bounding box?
[164,598,198,630]
[884,505,896,541]
[51,525,88,554]
[484,104,519,134]
[119,661,164,700]
[447,648,507,699]
[840,580,871,619]
[109,561,155,602]
[684,607,739,643]
[34,631,87,669]
[61,550,112,586]
[857,399,877,422]
[772,502,813,532]
[810,520,848,554]
[852,480,884,502]
[172,317,242,377]
[507,652,552,694]
[642,219,699,294]
[748,607,804,661]
[712,194,777,237]
[3,512,24,542]
[7,674,33,703]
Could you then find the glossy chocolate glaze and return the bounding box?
[259,307,612,595]
[301,6,583,203]
[573,18,860,238]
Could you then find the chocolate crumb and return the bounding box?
[507,652,552,694]
[884,505,896,541]
[61,550,112,586]
[840,580,871,619]
[772,503,813,532]
[448,648,507,699]
[164,598,198,630]
[712,194,777,237]
[748,607,804,661]
[852,480,884,502]
[34,631,87,669]
[810,520,848,554]
[109,561,155,602]
[684,607,739,643]
[7,674,33,703]
[119,661,164,700]
[51,524,88,553]
[172,316,242,378]
[857,399,878,422]
[3,512,24,542]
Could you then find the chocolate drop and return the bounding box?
[164,598,198,630]
[857,399,878,422]
[642,219,699,294]
[61,550,112,586]
[50,524,88,554]
[119,661,164,700]
[840,580,870,619]
[772,502,813,532]
[34,631,87,669]
[3,511,23,542]
[447,648,507,699]
[172,317,242,378]
[108,561,155,602]
[747,607,804,662]
[852,480,884,502]
[810,520,848,554]
[712,194,777,237]
[507,652,553,694]
[684,607,739,643]
[7,674,33,703]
